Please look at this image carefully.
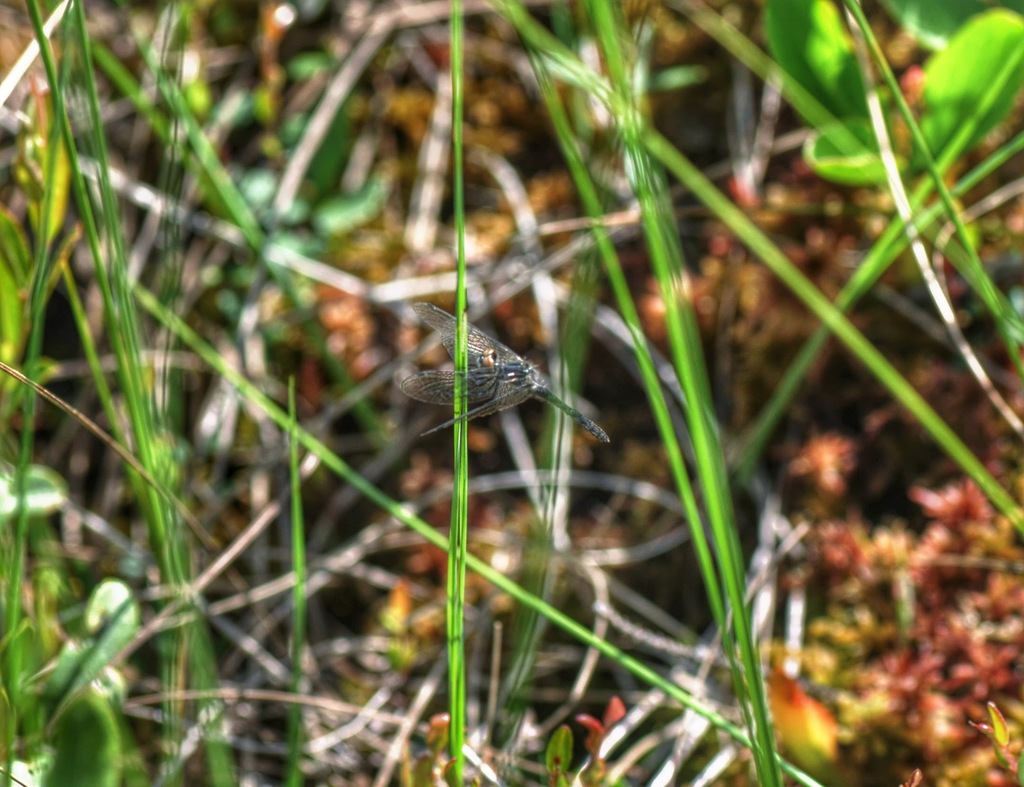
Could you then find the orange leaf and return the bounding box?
[768,667,841,783]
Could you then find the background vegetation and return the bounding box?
[1,0,1023,784]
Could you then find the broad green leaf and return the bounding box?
[919,10,1024,166]
[879,0,1024,50]
[287,51,333,81]
[0,463,67,519]
[306,98,354,197]
[44,580,140,714]
[312,177,388,237]
[545,724,574,779]
[765,0,869,122]
[45,689,121,787]
[11,756,50,787]
[85,579,140,637]
[804,119,890,185]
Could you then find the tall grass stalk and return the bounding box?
[447,0,470,778]
[285,383,308,786]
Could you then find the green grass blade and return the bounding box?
[286,382,308,786]
[448,0,469,779]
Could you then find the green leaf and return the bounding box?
[0,463,68,519]
[986,701,1010,747]
[307,101,354,197]
[15,92,71,248]
[0,204,31,284]
[287,51,334,81]
[84,579,140,637]
[311,177,388,237]
[0,206,31,365]
[545,724,574,778]
[878,0,1024,50]
[238,167,279,212]
[44,580,140,714]
[44,689,121,787]
[765,0,869,122]
[919,10,1024,166]
[804,119,890,185]
[11,755,50,787]
[407,756,434,787]
[648,65,708,92]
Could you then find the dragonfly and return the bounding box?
[401,302,610,442]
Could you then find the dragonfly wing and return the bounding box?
[412,302,457,339]
[401,370,459,404]
[468,385,532,418]
[412,302,523,364]
[401,370,502,404]
[418,386,533,436]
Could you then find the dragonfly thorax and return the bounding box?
[499,359,536,381]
